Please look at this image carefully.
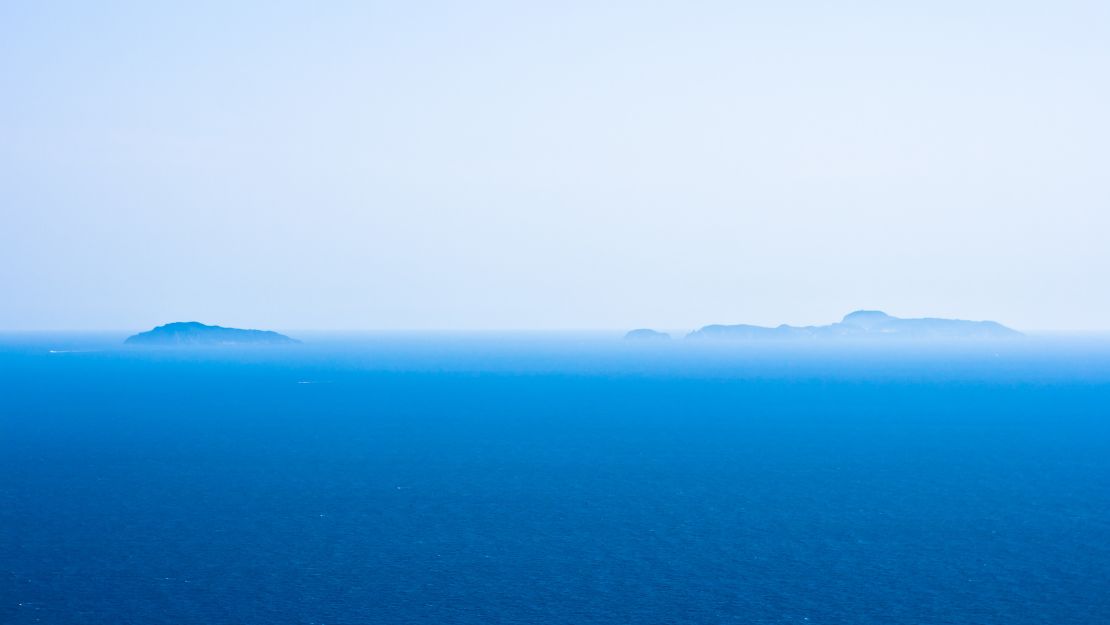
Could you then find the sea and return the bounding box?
[1,333,1109,624]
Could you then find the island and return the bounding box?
[125,322,299,345]
[685,310,1021,340]
[624,328,671,340]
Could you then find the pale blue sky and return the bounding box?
[2,1,1108,331]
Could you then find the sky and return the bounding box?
[2,1,1108,332]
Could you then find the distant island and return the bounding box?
[621,308,1016,339]
[672,310,1021,340]
[624,329,671,340]
[125,322,299,345]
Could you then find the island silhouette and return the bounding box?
[624,328,671,340]
[125,322,299,345]
[627,310,1020,340]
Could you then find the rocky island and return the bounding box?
[686,310,1021,340]
[125,322,299,345]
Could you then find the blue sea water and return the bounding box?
[2,333,1109,624]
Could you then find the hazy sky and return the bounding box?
[2,1,1108,331]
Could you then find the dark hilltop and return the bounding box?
[125,322,299,345]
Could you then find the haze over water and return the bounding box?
[3,334,1108,624]
[3,3,1110,622]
